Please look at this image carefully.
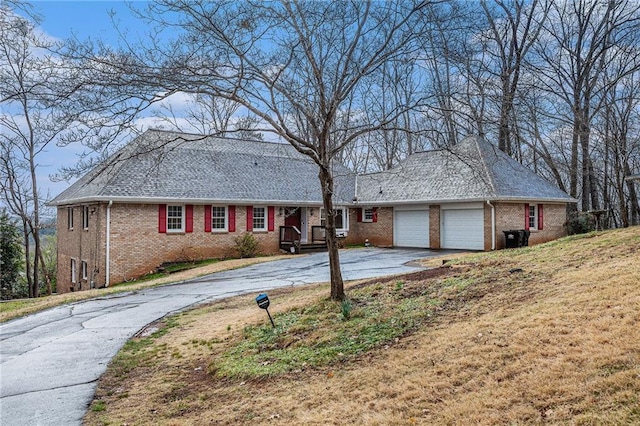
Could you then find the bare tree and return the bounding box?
[533,0,640,211]
[0,6,57,296]
[71,0,432,300]
[152,93,264,140]
[480,0,549,156]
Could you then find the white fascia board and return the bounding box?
[355,195,576,206]
[49,196,327,207]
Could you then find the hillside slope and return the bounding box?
[86,227,640,425]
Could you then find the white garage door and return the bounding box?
[441,209,484,250]
[394,209,430,248]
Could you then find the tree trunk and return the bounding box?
[318,164,345,301]
[570,117,580,203]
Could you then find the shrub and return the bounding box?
[567,212,596,235]
[234,232,260,258]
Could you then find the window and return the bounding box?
[253,207,266,231]
[167,205,184,232]
[529,204,538,230]
[71,259,77,283]
[81,261,88,280]
[211,206,228,231]
[320,208,349,232]
[82,206,90,230]
[363,208,374,223]
[67,207,74,230]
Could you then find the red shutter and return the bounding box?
[229,205,236,232]
[246,206,253,231]
[185,205,194,233]
[268,206,275,231]
[158,204,167,233]
[204,205,212,232]
[357,208,362,222]
[372,207,378,223]
[538,204,544,230]
[524,203,530,231]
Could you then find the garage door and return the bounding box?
[394,209,429,248]
[441,209,484,250]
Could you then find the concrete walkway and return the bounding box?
[0,248,449,425]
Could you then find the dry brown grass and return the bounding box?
[0,255,295,323]
[85,228,640,425]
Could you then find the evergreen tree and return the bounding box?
[0,210,23,299]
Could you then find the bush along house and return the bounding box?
[50,130,576,292]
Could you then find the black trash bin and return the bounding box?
[503,230,522,248]
[522,230,531,247]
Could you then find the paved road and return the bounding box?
[0,248,450,426]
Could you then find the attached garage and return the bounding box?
[441,204,484,250]
[393,207,429,248]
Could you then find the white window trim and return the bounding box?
[167,204,185,233]
[82,206,90,230]
[253,206,267,232]
[68,207,74,230]
[320,207,350,233]
[81,260,88,280]
[211,205,228,232]
[362,207,374,223]
[529,204,539,231]
[71,259,77,283]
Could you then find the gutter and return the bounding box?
[486,200,496,250]
[105,200,112,288]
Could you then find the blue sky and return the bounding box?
[33,1,142,43]
[24,2,150,200]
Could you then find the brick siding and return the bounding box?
[57,203,294,293]
[347,207,394,247]
[493,202,568,249]
[429,205,441,249]
[56,204,106,293]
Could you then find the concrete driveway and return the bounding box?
[0,248,450,425]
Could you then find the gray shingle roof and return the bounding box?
[51,131,573,207]
[50,130,356,206]
[356,136,575,205]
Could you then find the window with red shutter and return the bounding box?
[204,205,212,232]
[268,206,275,231]
[538,204,544,230]
[229,206,236,232]
[185,204,193,233]
[246,206,253,231]
[158,204,167,233]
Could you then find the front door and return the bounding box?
[284,207,302,230]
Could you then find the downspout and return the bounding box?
[353,173,358,203]
[105,200,112,287]
[486,200,496,250]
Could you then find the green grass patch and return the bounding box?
[128,258,220,284]
[109,315,182,377]
[211,275,457,379]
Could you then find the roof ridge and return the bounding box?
[468,136,498,198]
[144,128,288,147]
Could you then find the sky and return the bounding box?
[22,1,151,201]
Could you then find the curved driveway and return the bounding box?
[0,248,449,425]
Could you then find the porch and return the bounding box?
[279,225,327,253]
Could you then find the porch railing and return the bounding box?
[311,226,326,243]
[279,226,301,253]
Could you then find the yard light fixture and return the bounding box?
[255,293,275,328]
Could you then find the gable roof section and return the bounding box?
[50,129,356,206]
[356,136,575,205]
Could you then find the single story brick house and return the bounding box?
[50,130,575,292]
